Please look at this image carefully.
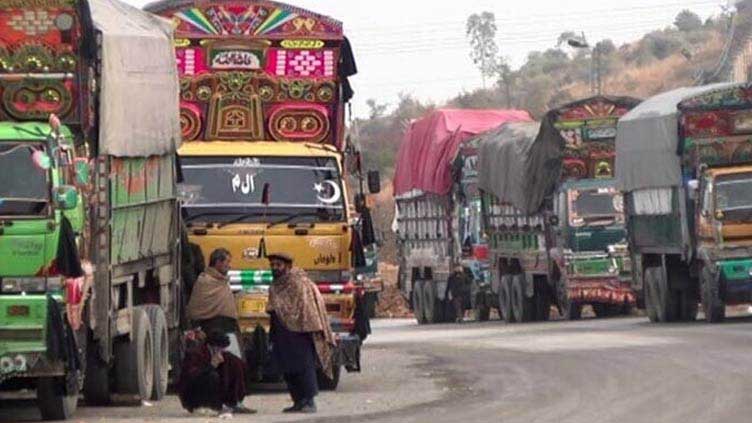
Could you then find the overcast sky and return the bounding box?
[127,0,727,117]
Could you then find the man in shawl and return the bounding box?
[266,252,336,414]
[177,330,255,416]
[187,248,238,334]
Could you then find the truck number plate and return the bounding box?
[7,305,29,317]
[241,299,266,313]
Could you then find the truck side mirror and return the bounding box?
[261,182,271,206]
[367,170,381,194]
[53,185,78,211]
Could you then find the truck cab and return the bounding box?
[551,179,633,316]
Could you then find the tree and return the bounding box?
[466,11,499,88]
[366,99,387,120]
[495,59,516,107]
[675,10,702,32]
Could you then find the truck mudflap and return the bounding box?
[336,333,361,373]
[567,279,636,305]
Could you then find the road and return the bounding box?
[4,314,752,422]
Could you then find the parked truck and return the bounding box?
[393,109,532,324]
[478,97,640,323]
[0,0,182,419]
[145,0,377,389]
[616,82,752,323]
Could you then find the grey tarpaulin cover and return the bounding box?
[477,122,541,213]
[89,0,181,157]
[615,83,733,192]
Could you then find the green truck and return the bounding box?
[617,82,752,323]
[0,0,182,419]
[478,97,640,322]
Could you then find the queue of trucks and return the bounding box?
[395,87,752,326]
[0,0,375,419]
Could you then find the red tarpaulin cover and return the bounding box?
[393,109,532,197]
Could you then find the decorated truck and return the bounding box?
[393,109,532,324]
[0,0,182,420]
[144,0,376,389]
[478,96,640,323]
[616,82,752,323]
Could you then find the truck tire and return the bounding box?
[37,377,78,421]
[422,281,443,323]
[498,274,513,323]
[114,306,154,402]
[644,267,660,322]
[701,266,725,323]
[654,266,679,322]
[83,342,111,405]
[412,280,426,324]
[143,305,169,401]
[511,274,534,323]
[592,303,619,318]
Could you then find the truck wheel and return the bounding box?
[422,281,443,323]
[412,281,426,324]
[511,274,534,323]
[498,275,513,323]
[114,306,154,402]
[37,377,78,421]
[143,305,169,401]
[316,360,341,391]
[654,267,679,322]
[474,302,490,322]
[701,267,725,323]
[644,267,660,322]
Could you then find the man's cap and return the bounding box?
[267,252,294,263]
[205,330,231,348]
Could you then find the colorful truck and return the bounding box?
[393,109,532,324]
[478,97,640,323]
[144,0,376,389]
[0,0,182,419]
[617,82,752,323]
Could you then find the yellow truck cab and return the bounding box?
[145,0,377,389]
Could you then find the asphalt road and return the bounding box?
[4,314,752,422]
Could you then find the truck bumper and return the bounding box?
[0,295,53,385]
[567,278,636,305]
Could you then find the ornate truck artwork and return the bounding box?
[157,1,346,146]
[0,0,87,123]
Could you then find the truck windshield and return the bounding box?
[715,173,752,212]
[568,188,624,227]
[180,156,345,224]
[0,143,49,216]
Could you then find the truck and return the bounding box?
[616,82,752,323]
[0,0,182,419]
[393,109,532,324]
[144,0,377,389]
[477,96,640,323]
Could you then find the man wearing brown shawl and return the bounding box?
[187,248,239,334]
[267,252,336,414]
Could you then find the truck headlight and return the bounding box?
[13,354,27,371]
[0,357,13,373]
[1,277,48,293]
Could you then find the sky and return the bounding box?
[127,0,728,117]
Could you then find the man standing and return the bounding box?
[187,248,238,334]
[447,265,471,323]
[177,330,254,416]
[266,253,335,414]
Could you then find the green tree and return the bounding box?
[466,11,499,88]
[675,9,702,32]
[366,98,387,120]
